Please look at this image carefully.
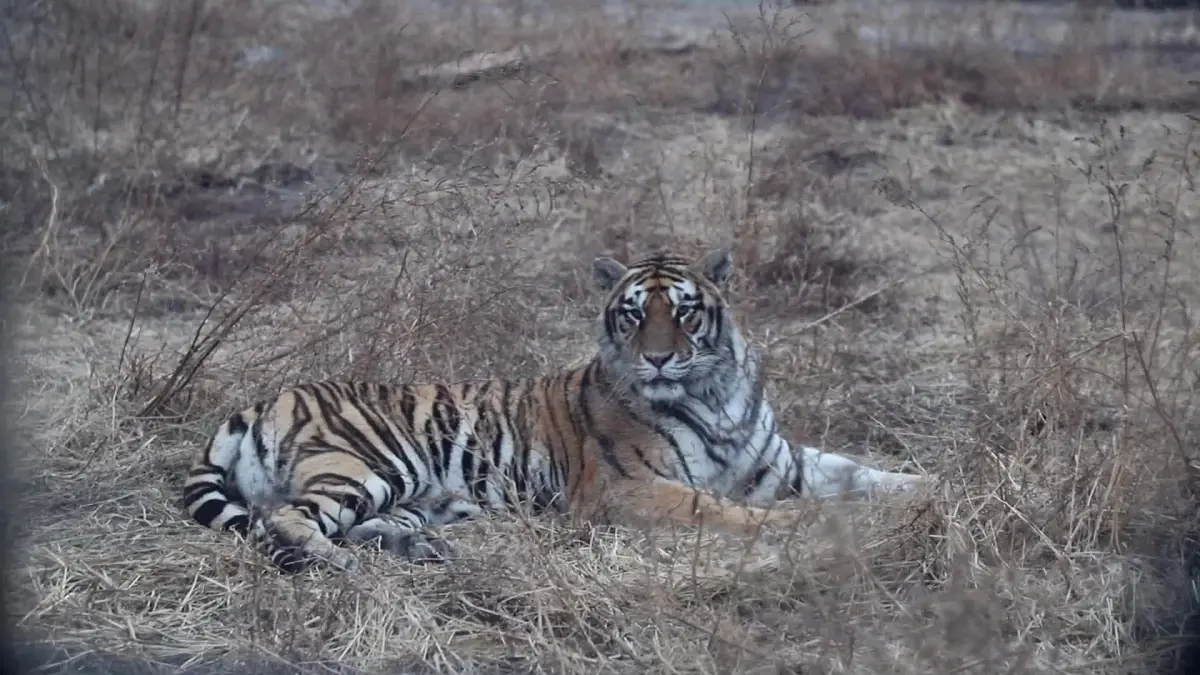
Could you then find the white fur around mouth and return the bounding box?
[640,380,685,401]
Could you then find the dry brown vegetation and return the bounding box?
[6,0,1200,673]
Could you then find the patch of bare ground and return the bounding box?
[6,0,1200,673]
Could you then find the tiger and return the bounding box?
[183,248,931,573]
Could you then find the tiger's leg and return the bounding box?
[740,438,930,508]
[255,452,396,573]
[255,501,362,573]
[793,445,929,500]
[343,506,461,563]
[597,477,802,537]
[264,488,484,571]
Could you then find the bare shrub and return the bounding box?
[699,2,1199,120]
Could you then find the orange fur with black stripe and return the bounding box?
[184,249,929,572]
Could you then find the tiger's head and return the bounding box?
[592,248,745,403]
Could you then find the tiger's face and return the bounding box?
[593,249,737,403]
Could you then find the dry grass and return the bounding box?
[6,0,1200,673]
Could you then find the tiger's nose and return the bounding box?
[643,353,674,369]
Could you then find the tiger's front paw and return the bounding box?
[270,544,362,574]
[872,471,933,499]
[390,531,457,564]
[346,517,457,564]
[319,547,363,573]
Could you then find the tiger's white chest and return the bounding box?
[658,395,769,495]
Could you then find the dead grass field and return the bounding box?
[6,0,1200,673]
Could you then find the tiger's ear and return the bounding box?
[593,256,629,292]
[693,248,733,288]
